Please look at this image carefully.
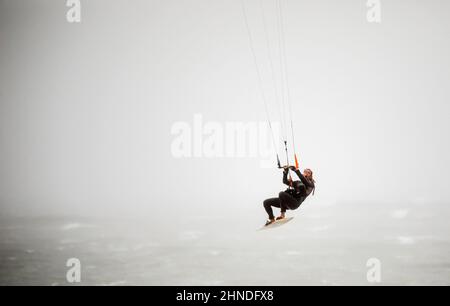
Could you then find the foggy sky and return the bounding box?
[1,0,450,217]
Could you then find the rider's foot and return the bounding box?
[265,218,276,226]
[276,213,286,221]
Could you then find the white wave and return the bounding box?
[208,280,224,285]
[60,239,79,244]
[98,280,127,286]
[390,209,409,219]
[397,236,415,245]
[179,230,204,241]
[61,223,97,231]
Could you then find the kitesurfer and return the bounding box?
[263,166,315,226]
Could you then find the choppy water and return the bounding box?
[1,202,449,285]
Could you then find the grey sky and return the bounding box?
[1,0,450,217]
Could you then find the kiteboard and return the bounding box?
[259,217,294,231]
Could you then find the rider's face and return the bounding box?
[304,170,312,179]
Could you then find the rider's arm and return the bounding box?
[283,168,291,187]
[294,169,315,188]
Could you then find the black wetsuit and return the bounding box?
[263,168,315,220]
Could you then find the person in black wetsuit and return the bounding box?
[263,166,315,226]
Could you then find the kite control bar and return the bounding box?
[278,165,299,171]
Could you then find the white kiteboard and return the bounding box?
[259,217,294,231]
